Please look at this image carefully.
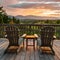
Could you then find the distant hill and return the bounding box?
[15,15,60,20]
[8,15,60,20]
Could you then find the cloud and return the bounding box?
[0,0,19,7]
[1,0,60,18]
[18,0,60,2]
[8,1,60,10]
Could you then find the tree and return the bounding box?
[0,6,10,23]
[0,6,4,23]
[56,20,60,24]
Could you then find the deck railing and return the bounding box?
[0,24,60,39]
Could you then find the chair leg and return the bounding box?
[50,46,55,55]
[23,40,24,48]
[38,46,44,54]
[40,46,46,54]
[37,46,42,55]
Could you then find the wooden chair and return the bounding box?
[37,26,55,55]
[5,26,20,54]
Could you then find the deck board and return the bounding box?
[0,40,60,60]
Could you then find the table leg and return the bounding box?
[26,39,28,50]
[33,39,35,50]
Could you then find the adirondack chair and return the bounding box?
[5,26,22,54]
[37,26,55,55]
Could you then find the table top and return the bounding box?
[22,34,38,39]
[25,35,36,39]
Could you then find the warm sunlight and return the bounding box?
[6,8,60,18]
[0,0,60,19]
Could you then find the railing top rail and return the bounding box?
[0,24,60,26]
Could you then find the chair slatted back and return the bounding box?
[6,26,19,46]
[41,27,55,46]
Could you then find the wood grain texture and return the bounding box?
[0,40,60,60]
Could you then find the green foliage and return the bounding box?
[56,20,60,24]
[0,6,10,23]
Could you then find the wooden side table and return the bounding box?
[25,34,38,50]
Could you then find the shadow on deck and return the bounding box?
[0,40,60,60]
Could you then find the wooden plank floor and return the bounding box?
[0,40,60,60]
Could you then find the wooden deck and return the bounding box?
[0,40,60,60]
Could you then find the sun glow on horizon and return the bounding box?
[6,8,60,18]
[1,0,60,19]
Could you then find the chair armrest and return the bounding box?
[21,34,26,38]
[34,34,38,38]
[53,35,56,40]
[4,35,7,38]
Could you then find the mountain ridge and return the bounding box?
[8,15,60,20]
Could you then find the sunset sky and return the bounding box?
[0,0,60,19]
